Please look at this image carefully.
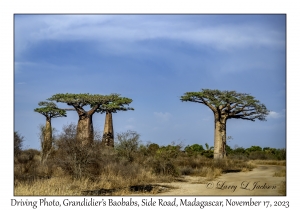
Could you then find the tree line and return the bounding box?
[184,143,286,160]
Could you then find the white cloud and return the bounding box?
[154,112,172,122]
[15,15,285,58]
[268,111,281,119]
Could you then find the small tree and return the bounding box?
[54,123,103,179]
[98,95,134,147]
[34,101,66,163]
[14,131,24,157]
[115,130,140,162]
[181,89,269,159]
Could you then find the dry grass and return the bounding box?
[273,169,286,177]
[271,167,286,195]
[15,177,83,196]
[249,160,286,166]
[14,176,124,196]
[278,181,286,196]
[206,168,223,181]
[177,157,255,177]
[14,156,255,195]
[14,160,165,196]
[14,172,173,196]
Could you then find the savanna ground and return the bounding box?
[14,125,286,196]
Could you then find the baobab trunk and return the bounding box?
[102,112,114,147]
[76,115,94,145]
[41,119,52,163]
[214,117,227,159]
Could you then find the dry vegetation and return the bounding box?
[273,168,287,196]
[250,159,286,166]
[14,126,286,196]
[14,156,255,195]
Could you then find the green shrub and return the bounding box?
[246,146,262,153]
[147,143,160,155]
[184,144,204,156]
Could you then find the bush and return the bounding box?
[232,147,246,154]
[246,146,262,154]
[274,148,286,160]
[14,131,24,157]
[225,145,233,155]
[14,149,42,185]
[151,159,179,177]
[55,140,103,179]
[184,144,204,156]
[115,130,140,162]
[201,143,214,158]
[54,124,104,179]
[156,144,182,160]
[202,150,214,159]
[248,151,268,160]
[147,143,160,155]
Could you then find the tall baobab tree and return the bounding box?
[34,101,67,162]
[98,95,134,147]
[48,93,116,145]
[181,89,269,159]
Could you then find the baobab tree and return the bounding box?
[180,89,269,159]
[47,93,115,145]
[98,95,134,147]
[34,101,67,162]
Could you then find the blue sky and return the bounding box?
[14,14,286,150]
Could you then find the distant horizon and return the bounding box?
[14,14,286,150]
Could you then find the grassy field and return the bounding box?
[14,148,285,196]
[14,129,286,196]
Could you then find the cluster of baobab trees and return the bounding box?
[34,93,133,162]
[35,89,269,162]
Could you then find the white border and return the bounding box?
[2,0,298,209]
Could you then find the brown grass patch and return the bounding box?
[249,160,286,166]
[278,181,286,195]
[273,169,286,177]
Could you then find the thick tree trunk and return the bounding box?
[76,115,94,145]
[102,112,114,147]
[41,119,52,163]
[213,117,227,159]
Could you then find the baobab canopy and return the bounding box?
[34,101,67,120]
[181,89,269,159]
[97,95,134,113]
[47,93,118,145]
[47,93,134,146]
[181,89,269,121]
[47,93,110,111]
